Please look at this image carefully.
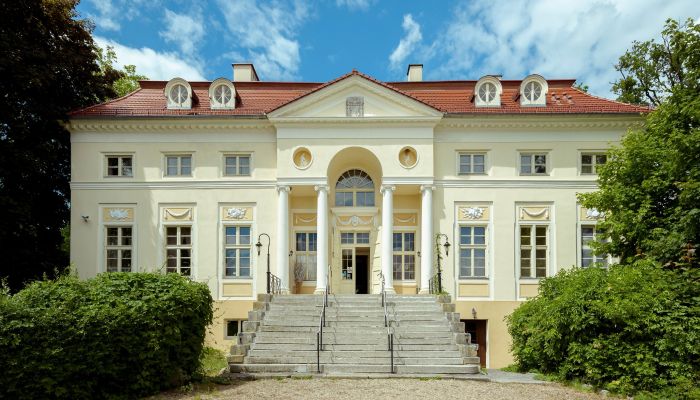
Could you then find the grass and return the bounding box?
[198,347,229,377]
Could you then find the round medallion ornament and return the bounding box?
[293,147,313,169]
[398,146,418,168]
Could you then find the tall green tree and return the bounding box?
[581,18,700,268]
[0,0,116,290]
[96,45,148,98]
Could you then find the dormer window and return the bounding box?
[209,78,236,109]
[475,76,502,107]
[520,75,548,107]
[164,78,192,109]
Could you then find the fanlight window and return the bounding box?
[335,169,375,207]
[213,84,232,105]
[169,84,188,105]
[523,81,543,102]
[478,82,497,103]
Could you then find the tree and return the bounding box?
[580,18,700,268]
[96,45,148,98]
[0,0,116,290]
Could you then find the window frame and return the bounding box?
[295,231,318,281]
[392,231,416,281]
[458,225,488,279]
[334,169,375,207]
[104,225,134,272]
[224,319,246,339]
[104,154,134,178]
[579,224,611,268]
[165,225,193,276]
[519,152,549,176]
[518,224,549,279]
[223,225,252,278]
[457,152,487,175]
[163,153,193,177]
[223,153,252,177]
[580,152,608,175]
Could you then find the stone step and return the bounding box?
[247,350,464,358]
[230,362,479,375]
[250,343,462,351]
[252,335,456,345]
[258,325,450,332]
[245,356,467,365]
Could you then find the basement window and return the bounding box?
[225,320,244,339]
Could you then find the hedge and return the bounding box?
[0,272,213,399]
[507,261,700,398]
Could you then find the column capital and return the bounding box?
[380,184,396,194]
[420,185,436,192]
[314,184,329,192]
[276,185,291,193]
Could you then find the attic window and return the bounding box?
[346,97,364,117]
[475,77,502,107]
[520,75,548,107]
[523,81,542,102]
[209,78,236,109]
[169,84,188,105]
[478,82,497,103]
[164,78,192,109]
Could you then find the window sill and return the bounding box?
[518,173,549,177]
[458,277,489,281]
[519,277,544,281]
[222,277,253,281]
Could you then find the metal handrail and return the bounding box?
[268,272,282,295]
[428,272,442,295]
[316,264,331,373]
[377,271,395,374]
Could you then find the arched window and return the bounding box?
[335,169,375,207]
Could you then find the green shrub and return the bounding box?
[0,272,213,399]
[507,261,700,396]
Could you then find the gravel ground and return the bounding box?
[150,377,603,400]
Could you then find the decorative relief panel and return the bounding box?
[394,213,417,226]
[103,207,134,222]
[398,146,418,168]
[518,206,550,221]
[294,213,317,226]
[457,205,489,221]
[293,147,312,169]
[221,206,253,221]
[336,215,374,227]
[164,208,193,221]
[580,207,605,221]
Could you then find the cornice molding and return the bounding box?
[71,180,277,190]
[268,116,441,127]
[435,179,599,189]
[65,119,272,133]
[438,115,644,130]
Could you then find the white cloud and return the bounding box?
[94,36,206,81]
[216,0,309,80]
[87,0,120,31]
[389,14,423,71]
[160,9,205,58]
[421,0,697,97]
[336,0,374,11]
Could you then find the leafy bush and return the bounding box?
[507,261,700,397]
[0,272,213,399]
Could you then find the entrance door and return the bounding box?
[464,320,487,367]
[355,248,369,294]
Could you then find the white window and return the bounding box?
[295,232,317,281]
[581,225,610,267]
[392,232,416,280]
[458,153,486,175]
[475,77,502,107]
[520,75,548,106]
[224,155,251,176]
[520,153,548,175]
[478,82,497,103]
[166,226,192,276]
[105,226,132,272]
[225,319,245,339]
[459,226,487,278]
[341,249,353,280]
[335,169,375,207]
[224,226,251,278]
[165,155,192,176]
[519,225,548,278]
[340,232,370,245]
[105,155,133,177]
[581,153,607,175]
[165,78,192,109]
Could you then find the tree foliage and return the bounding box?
[0,0,118,290]
[581,18,700,268]
[96,45,148,98]
[0,272,214,399]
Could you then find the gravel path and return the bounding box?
[150,377,602,400]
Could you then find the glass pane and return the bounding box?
[180,268,191,277]
[239,249,251,277]
[180,228,191,245]
[536,249,547,260]
[227,321,239,337]
[239,157,250,175]
[180,249,191,262]
[226,227,237,245]
[106,256,118,272]
[108,157,119,167]
[404,233,415,252]
[474,249,485,261]
[460,226,472,245]
[520,249,530,259]
[534,155,546,165]
[239,226,250,244]
[534,164,547,174]
[121,158,132,176]
[225,249,236,276]
[520,155,531,173]
[166,249,177,272]
[166,227,177,245]
[473,227,485,245]
[473,155,484,164]
[581,155,592,165]
[121,256,131,272]
[296,233,306,251]
[473,164,485,174]
[393,233,402,251]
[582,257,592,268]
[341,232,353,244]
[393,255,402,280]
[121,228,132,246]
[225,157,237,175]
[520,227,531,245]
[107,228,118,245]
[356,232,369,244]
[308,233,317,251]
[581,165,593,174]
[180,157,191,175]
[166,157,178,175]
[520,260,531,277]
[535,266,546,278]
[596,155,607,165]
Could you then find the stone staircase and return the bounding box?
[229,294,480,376]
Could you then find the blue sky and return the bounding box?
[79,0,697,97]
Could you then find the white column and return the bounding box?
[276,185,291,294]
[315,185,329,294]
[419,185,435,294]
[381,184,396,293]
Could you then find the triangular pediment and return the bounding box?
[268,73,443,120]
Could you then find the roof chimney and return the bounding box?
[232,63,259,82]
[407,64,423,82]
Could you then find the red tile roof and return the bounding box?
[69,70,650,118]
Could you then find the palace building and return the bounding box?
[67,63,647,368]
